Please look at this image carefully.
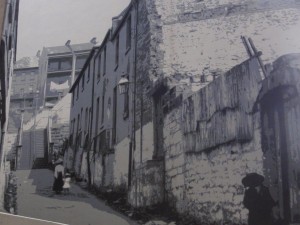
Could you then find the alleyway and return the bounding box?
[15,169,137,225]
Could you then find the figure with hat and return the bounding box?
[52,158,64,194]
[242,173,276,225]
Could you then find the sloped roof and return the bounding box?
[44,43,93,55]
[14,56,39,69]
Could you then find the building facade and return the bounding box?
[0,0,19,209]
[8,56,39,133]
[66,0,300,224]
[39,43,93,106]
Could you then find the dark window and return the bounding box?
[80,108,83,130]
[76,56,88,70]
[73,119,75,135]
[8,4,12,23]
[82,74,85,91]
[124,89,129,119]
[97,54,101,79]
[112,87,117,144]
[87,65,90,82]
[93,57,96,82]
[48,57,72,72]
[103,46,106,76]
[77,114,80,133]
[76,85,79,100]
[60,58,72,70]
[101,95,105,123]
[126,16,132,50]
[94,98,100,152]
[48,60,59,71]
[85,107,88,132]
[115,35,119,67]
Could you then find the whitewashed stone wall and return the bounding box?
[128,159,164,207]
[113,137,130,187]
[148,0,300,84]
[162,58,265,224]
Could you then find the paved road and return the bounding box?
[15,169,137,225]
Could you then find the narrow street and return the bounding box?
[15,169,137,225]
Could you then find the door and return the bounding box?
[261,86,300,224]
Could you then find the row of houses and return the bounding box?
[63,0,300,224]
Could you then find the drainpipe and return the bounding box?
[133,0,139,208]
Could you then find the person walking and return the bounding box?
[63,172,71,195]
[52,158,64,194]
[242,173,276,225]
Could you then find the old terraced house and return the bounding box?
[66,0,300,224]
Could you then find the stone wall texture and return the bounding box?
[163,57,265,224]
[147,0,300,84]
[128,159,164,207]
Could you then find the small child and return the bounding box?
[63,173,71,195]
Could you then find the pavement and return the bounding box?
[15,169,138,225]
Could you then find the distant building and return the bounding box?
[11,42,95,170]
[8,56,39,133]
[39,43,93,106]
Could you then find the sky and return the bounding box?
[17,0,131,60]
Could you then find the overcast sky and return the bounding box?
[17,0,131,60]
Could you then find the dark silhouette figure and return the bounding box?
[242,173,276,225]
[52,158,64,194]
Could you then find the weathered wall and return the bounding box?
[113,137,130,187]
[147,0,300,83]
[163,107,186,212]
[258,54,300,223]
[163,58,264,224]
[128,159,164,207]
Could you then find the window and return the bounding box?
[48,57,72,72]
[115,35,119,67]
[94,98,100,152]
[126,16,132,50]
[123,88,129,119]
[93,57,96,82]
[8,4,12,23]
[77,114,80,133]
[82,74,85,91]
[95,98,100,133]
[76,56,88,70]
[48,60,59,71]
[80,108,83,130]
[112,87,117,144]
[60,58,72,70]
[76,85,79,100]
[87,65,90,82]
[101,95,105,123]
[85,107,88,132]
[97,54,101,80]
[103,46,106,76]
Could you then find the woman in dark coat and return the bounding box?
[52,158,64,194]
[242,173,276,225]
